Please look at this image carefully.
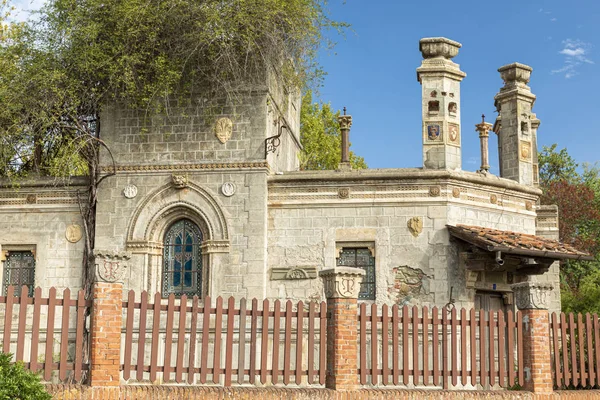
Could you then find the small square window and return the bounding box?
[3,251,35,296]
[336,248,375,300]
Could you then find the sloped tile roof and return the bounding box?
[447,224,593,261]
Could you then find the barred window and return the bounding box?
[162,219,203,297]
[336,248,375,300]
[3,251,35,297]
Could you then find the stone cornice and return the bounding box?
[268,169,542,197]
[100,161,270,174]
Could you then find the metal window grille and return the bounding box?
[336,248,375,300]
[3,251,35,296]
[162,219,203,297]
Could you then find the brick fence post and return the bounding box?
[511,281,554,394]
[89,250,130,389]
[319,266,365,391]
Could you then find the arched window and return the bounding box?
[163,219,203,297]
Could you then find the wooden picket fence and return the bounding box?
[0,285,90,383]
[358,304,524,388]
[121,292,327,386]
[550,312,600,388]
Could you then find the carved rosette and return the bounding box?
[511,282,554,310]
[94,250,131,284]
[319,267,365,299]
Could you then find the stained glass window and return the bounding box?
[3,251,35,296]
[163,219,203,297]
[336,248,375,300]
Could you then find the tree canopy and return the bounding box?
[538,144,600,313]
[299,91,366,170]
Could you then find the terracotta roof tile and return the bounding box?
[447,224,593,261]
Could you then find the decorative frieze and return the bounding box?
[271,266,318,280]
[100,161,269,173]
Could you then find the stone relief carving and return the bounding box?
[392,265,431,297]
[452,187,461,198]
[428,101,439,114]
[490,194,498,204]
[319,267,365,299]
[123,184,138,199]
[520,141,531,161]
[26,194,37,204]
[448,102,457,114]
[214,117,233,144]
[94,250,131,283]
[271,266,318,280]
[526,201,533,211]
[429,186,441,197]
[427,124,442,141]
[448,123,459,144]
[66,224,83,243]
[338,188,350,199]
[171,175,189,189]
[221,182,236,197]
[407,217,423,237]
[511,282,554,310]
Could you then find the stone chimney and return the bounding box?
[417,37,466,170]
[494,63,540,186]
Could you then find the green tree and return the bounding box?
[539,145,600,314]
[299,91,366,170]
[0,0,345,291]
[0,353,51,400]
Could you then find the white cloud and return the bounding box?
[550,17,557,22]
[552,39,594,78]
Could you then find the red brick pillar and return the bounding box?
[319,266,365,391]
[89,251,130,387]
[511,282,554,394]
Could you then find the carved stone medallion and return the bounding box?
[66,224,83,243]
[490,194,498,204]
[123,184,138,199]
[214,117,233,144]
[429,186,441,197]
[407,217,423,237]
[452,187,461,198]
[338,188,350,199]
[172,175,189,189]
[26,194,37,204]
[221,182,236,197]
[526,201,533,211]
[427,124,442,141]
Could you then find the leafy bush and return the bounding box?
[0,353,51,400]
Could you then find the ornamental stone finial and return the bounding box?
[419,37,462,60]
[498,62,533,89]
[511,282,554,310]
[319,266,365,299]
[475,115,493,173]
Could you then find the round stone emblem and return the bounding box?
[221,182,236,197]
[123,184,138,199]
[66,224,83,243]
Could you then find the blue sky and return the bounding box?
[10,0,600,172]
[317,0,600,171]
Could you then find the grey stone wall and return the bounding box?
[0,179,87,293]
[266,169,542,309]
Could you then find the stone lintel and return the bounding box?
[271,266,318,280]
[319,267,365,299]
[511,282,554,310]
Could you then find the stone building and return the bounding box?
[0,37,591,314]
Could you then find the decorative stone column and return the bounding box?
[475,115,493,173]
[89,250,130,387]
[319,266,365,390]
[417,37,466,170]
[494,63,538,186]
[338,110,353,171]
[511,282,554,394]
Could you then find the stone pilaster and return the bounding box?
[494,63,539,186]
[319,266,365,390]
[417,37,466,170]
[511,282,554,394]
[89,251,129,387]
